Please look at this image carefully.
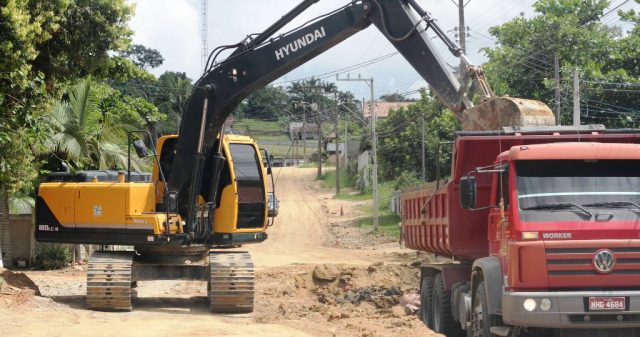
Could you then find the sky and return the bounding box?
[128,0,636,100]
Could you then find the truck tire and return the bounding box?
[433,273,464,337]
[469,281,498,337]
[420,275,434,328]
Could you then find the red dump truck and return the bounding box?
[402,127,640,337]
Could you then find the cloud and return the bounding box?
[129,0,201,79]
[129,0,536,99]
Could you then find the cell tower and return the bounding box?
[201,0,208,73]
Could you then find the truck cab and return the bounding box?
[402,128,640,336]
[481,142,640,330]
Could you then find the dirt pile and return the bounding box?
[0,268,41,295]
[254,262,437,337]
[327,222,397,249]
[0,268,42,307]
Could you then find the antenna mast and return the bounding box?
[201,0,208,73]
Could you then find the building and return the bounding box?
[288,122,318,140]
[362,101,413,121]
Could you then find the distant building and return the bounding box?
[289,122,318,140]
[363,101,413,121]
[326,143,345,155]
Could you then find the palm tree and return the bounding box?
[47,79,133,171]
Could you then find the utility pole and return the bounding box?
[336,74,378,231]
[573,68,580,126]
[302,108,306,164]
[554,51,561,125]
[334,90,340,195]
[454,0,470,76]
[421,115,426,182]
[317,115,322,178]
[344,119,348,170]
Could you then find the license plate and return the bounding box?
[588,297,626,311]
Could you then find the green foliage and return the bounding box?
[380,93,414,102]
[393,170,422,191]
[0,0,140,195]
[121,44,164,69]
[243,85,288,120]
[34,245,72,270]
[154,71,193,134]
[377,91,459,182]
[483,0,640,126]
[93,82,164,129]
[46,79,136,171]
[287,79,362,130]
[320,169,355,190]
[33,0,134,89]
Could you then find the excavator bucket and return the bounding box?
[461,97,556,131]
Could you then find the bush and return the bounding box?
[34,245,72,270]
[309,151,328,163]
[393,170,422,191]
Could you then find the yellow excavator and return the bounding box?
[35,0,555,313]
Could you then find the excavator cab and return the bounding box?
[153,134,273,240]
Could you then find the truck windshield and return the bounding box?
[516,160,640,212]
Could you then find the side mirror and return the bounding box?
[133,139,148,158]
[459,176,477,209]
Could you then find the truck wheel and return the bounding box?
[469,281,495,337]
[432,273,464,337]
[420,275,434,328]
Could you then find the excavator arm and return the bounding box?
[169,0,555,235]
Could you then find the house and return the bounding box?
[362,101,413,121]
[326,143,345,155]
[289,122,318,140]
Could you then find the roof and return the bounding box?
[363,101,413,119]
[505,142,640,161]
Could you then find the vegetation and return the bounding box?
[483,0,640,126]
[34,245,72,270]
[1,0,639,246]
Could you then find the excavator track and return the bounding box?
[208,251,255,313]
[86,251,134,311]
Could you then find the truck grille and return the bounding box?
[545,242,640,288]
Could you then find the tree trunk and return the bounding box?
[0,186,12,267]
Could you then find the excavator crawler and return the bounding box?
[36,0,554,314]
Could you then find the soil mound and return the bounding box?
[0,268,41,296]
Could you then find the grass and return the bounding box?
[260,144,294,157]
[234,119,283,134]
[319,169,354,189]
[319,170,402,238]
[357,208,401,238]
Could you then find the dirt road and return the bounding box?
[0,167,436,337]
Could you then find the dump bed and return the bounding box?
[402,128,640,261]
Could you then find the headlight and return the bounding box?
[540,298,552,311]
[523,298,537,312]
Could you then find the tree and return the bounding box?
[377,91,459,181]
[154,71,193,134]
[93,82,164,139]
[243,85,288,120]
[482,0,640,126]
[47,79,132,171]
[121,44,164,69]
[32,0,135,91]
[380,93,410,102]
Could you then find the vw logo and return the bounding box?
[593,249,616,274]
